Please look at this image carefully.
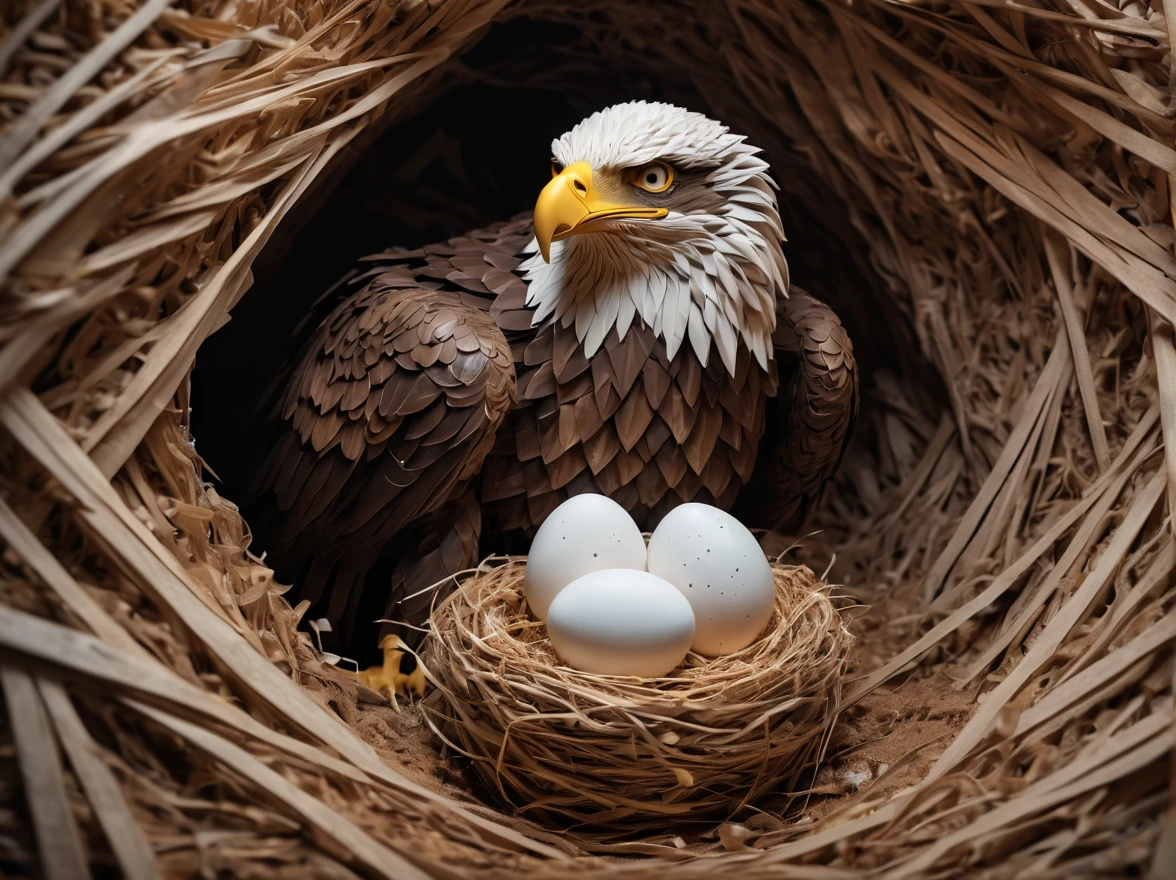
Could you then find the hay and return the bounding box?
[1,0,1175,877]
[422,560,848,836]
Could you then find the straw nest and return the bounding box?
[3,0,1176,877]
[421,560,848,835]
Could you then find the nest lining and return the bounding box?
[421,560,849,835]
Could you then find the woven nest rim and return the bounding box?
[419,559,850,837]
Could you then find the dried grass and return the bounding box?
[0,0,1174,877]
[421,560,848,837]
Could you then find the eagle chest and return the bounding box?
[479,320,776,534]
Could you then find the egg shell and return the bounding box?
[545,570,696,677]
[523,494,647,620]
[646,503,776,656]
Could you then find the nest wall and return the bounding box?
[422,562,849,837]
[0,1,1174,878]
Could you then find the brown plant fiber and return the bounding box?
[422,560,848,836]
[1,0,1176,877]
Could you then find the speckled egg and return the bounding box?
[523,494,647,620]
[545,570,696,677]
[646,503,776,656]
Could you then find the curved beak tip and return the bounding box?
[534,167,590,265]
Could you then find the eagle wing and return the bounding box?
[738,287,858,531]
[249,258,521,620]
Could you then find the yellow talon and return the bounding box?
[356,634,426,700]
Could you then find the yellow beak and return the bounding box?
[533,162,668,263]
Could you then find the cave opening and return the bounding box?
[189,16,941,662]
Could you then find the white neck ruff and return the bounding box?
[519,211,787,376]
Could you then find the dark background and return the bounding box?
[190,18,895,496]
[188,17,917,658]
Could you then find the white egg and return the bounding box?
[545,570,696,677]
[646,503,776,656]
[523,494,647,620]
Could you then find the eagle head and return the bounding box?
[522,101,788,376]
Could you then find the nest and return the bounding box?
[422,560,848,835]
[2,0,1175,877]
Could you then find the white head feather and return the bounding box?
[520,101,788,375]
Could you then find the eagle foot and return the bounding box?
[356,634,426,701]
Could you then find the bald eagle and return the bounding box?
[250,102,857,647]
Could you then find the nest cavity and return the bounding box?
[1,0,1174,876]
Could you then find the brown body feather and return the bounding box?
[250,216,856,642]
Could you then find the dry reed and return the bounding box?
[0,0,1174,877]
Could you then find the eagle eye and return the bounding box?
[625,161,674,194]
